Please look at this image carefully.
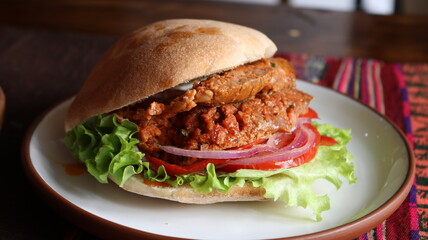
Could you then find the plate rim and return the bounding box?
[21,81,416,240]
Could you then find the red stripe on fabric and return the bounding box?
[380,64,405,131]
[393,64,414,145]
[376,223,385,240]
[335,58,352,93]
[386,197,412,239]
[360,59,370,106]
[334,61,345,90]
[321,58,341,87]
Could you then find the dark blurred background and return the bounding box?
[207,0,428,16]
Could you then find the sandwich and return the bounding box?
[64,19,357,221]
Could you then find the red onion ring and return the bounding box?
[159,144,278,159]
[218,123,316,166]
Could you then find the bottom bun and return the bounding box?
[117,174,267,204]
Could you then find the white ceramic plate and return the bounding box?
[22,81,414,240]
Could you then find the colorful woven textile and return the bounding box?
[278,53,426,240]
[404,64,428,240]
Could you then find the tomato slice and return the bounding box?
[146,155,229,175]
[320,135,338,146]
[300,107,319,119]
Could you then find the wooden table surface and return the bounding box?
[2,0,428,62]
[1,1,427,239]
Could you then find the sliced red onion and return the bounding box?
[265,118,308,150]
[159,144,278,159]
[281,127,306,151]
[265,132,289,147]
[217,123,316,166]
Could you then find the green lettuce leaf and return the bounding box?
[65,114,357,221]
[64,114,144,186]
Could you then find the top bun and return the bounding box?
[65,19,277,131]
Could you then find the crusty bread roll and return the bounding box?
[65,19,277,131]
[65,19,278,203]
